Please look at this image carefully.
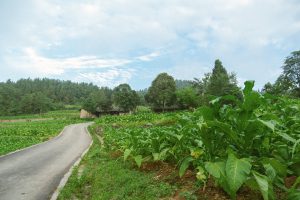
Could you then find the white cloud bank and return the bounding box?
[0,0,300,88]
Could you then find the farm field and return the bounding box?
[0,110,84,156]
[60,81,300,200]
[0,109,80,121]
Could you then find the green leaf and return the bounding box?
[276,131,297,143]
[124,149,132,161]
[207,121,239,144]
[225,153,252,199]
[288,189,300,200]
[253,171,270,200]
[258,119,275,132]
[152,153,160,161]
[205,161,226,179]
[134,155,143,168]
[288,177,300,200]
[291,176,300,190]
[262,158,287,177]
[253,171,275,200]
[264,164,276,182]
[179,157,194,178]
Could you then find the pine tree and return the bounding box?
[207,59,240,97]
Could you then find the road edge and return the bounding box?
[50,123,94,200]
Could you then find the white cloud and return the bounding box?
[137,51,161,61]
[77,68,135,88]
[4,47,132,76]
[1,0,300,88]
[167,63,211,81]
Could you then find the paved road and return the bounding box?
[0,123,93,200]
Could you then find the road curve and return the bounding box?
[0,122,93,200]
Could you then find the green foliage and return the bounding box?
[205,153,252,199]
[82,87,112,113]
[0,78,99,116]
[20,92,53,114]
[175,79,193,89]
[252,171,275,200]
[58,128,175,200]
[206,59,240,97]
[283,51,300,94]
[96,80,300,199]
[134,106,152,113]
[179,156,194,177]
[287,177,300,200]
[113,84,139,112]
[145,73,176,110]
[0,118,81,155]
[263,50,300,97]
[176,87,199,109]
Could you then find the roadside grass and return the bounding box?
[58,127,176,200]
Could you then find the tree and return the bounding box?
[193,73,211,96]
[206,59,240,97]
[82,87,113,113]
[113,84,139,112]
[263,50,300,97]
[145,73,176,110]
[19,92,52,114]
[263,75,292,95]
[176,87,199,109]
[0,78,100,116]
[282,50,300,97]
[175,80,193,89]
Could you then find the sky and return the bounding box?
[0,0,299,90]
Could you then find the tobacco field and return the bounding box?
[95,81,300,199]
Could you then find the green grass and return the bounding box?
[0,109,80,120]
[58,126,175,200]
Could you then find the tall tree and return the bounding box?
[176,87,199,109]
[206,59,240,97]
[145,73,176,110]
[82,87,113,113]
[113,84,139,112]
[282,50,300,96]
[263,50,300,97]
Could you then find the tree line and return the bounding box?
[0,50,299,116]
[78,59,240,113]
[0,78,99,115]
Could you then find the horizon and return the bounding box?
[1,0,299,90]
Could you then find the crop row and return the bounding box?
[0,119,80,155]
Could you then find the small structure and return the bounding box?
[80,109,96,119]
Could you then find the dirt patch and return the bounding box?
[285,176,297,188]
[139,161,267,200]
[109,150,123,159]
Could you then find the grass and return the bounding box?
[58,126,175,200]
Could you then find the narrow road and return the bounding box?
[0,122,93,200]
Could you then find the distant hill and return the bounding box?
[0,78,99,116]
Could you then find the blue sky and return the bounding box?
[0,0,300,90]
